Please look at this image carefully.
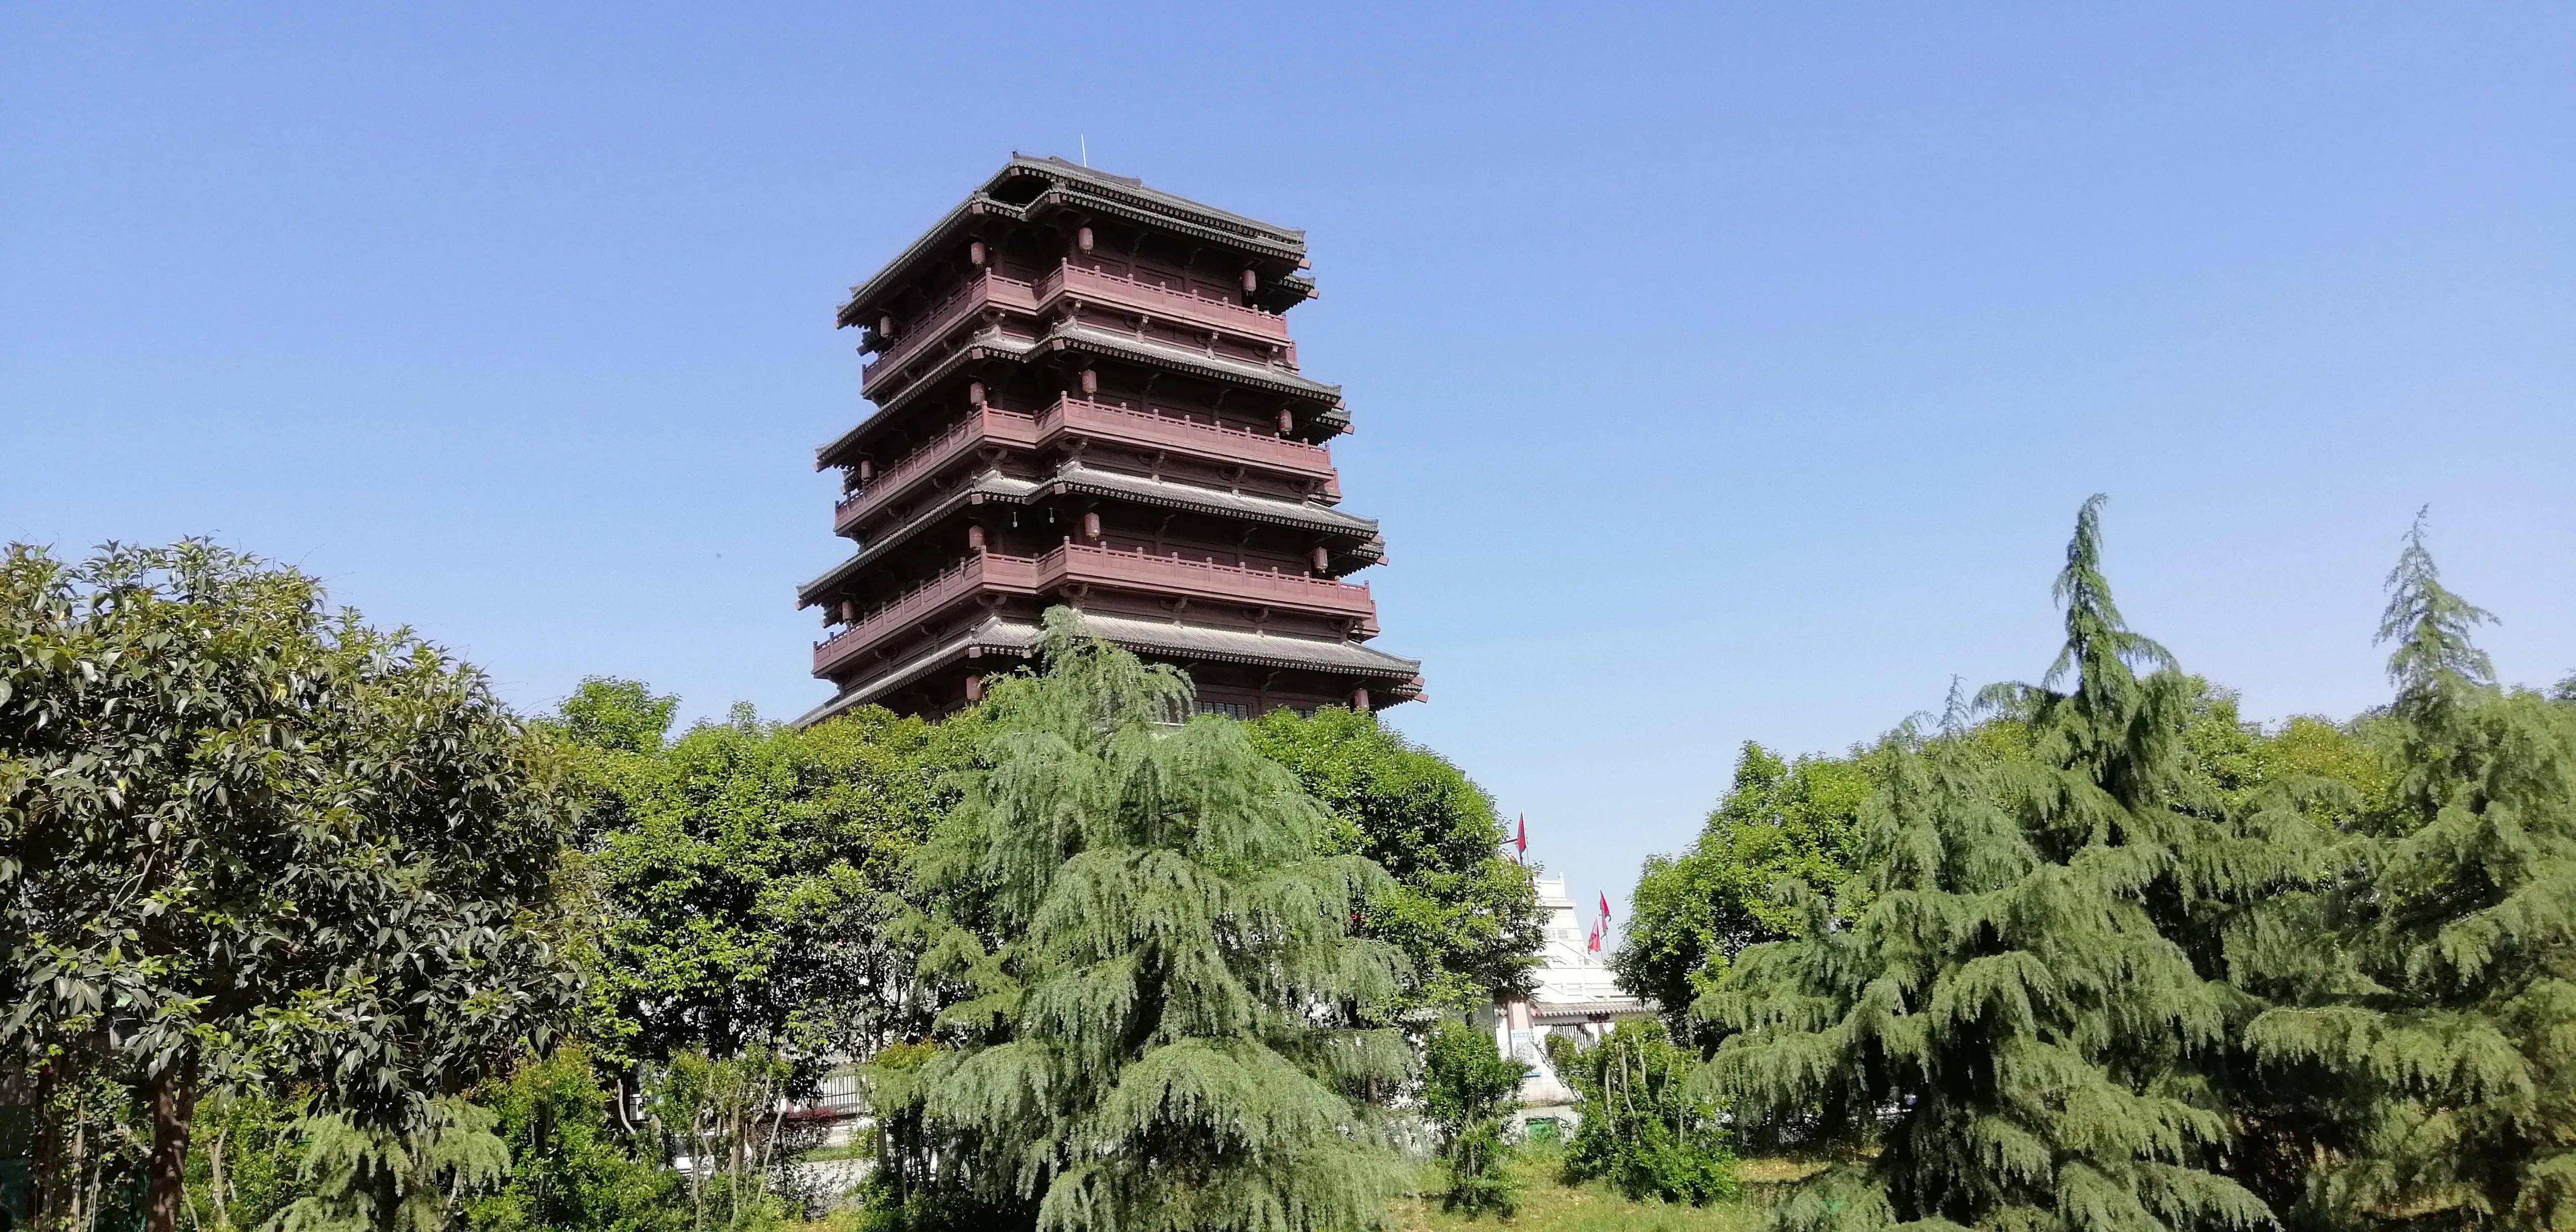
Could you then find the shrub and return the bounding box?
[466,1044,683,1232]
[1422,1020,1530,1218]
[1549,1021,1738,1206]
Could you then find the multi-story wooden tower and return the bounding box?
[793,155,1424,723]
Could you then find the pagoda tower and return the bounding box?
[793,155,1424,723]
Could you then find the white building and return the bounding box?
[1475,874,1656,1139]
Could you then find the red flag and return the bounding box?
[1586,919,1602,953]
[1599,891,1613,920]
[1514,815,1527,855]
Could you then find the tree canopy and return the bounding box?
[12,502,2566,1232]
[1,541,577,1232]
[550,679,972,1076]
[1614,741,1883,1046]
[1623,684,2384,1056]
[1703,498,2275,1232]
[1245,706,1544,1016]
[2246,516,2576,1232]
[1420,1020,1528,1217]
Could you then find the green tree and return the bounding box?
[463,1044,682,1232]
[2247,517,2576,1232]
[2127,678,2381,1219]
[1614,742,1883,1047]
[562,687,969,1077]
[557,678,681,756]
[1704,497,2273,1232]
[1624,689,2383,1060]
[1420,1020,1529,1218]
[0,542,577,1232]
[906,608,1410,1232]
[640,1049,796,1232]
[1246,708,1545,1016]
[270,1100,510,1232]
[183,1088,312,1232]
[1548,1020,1738,1207]
[0,540,333,1232]
[2178,691,2392,825]
[848,1039,970,1230]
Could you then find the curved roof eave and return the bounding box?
[794,608,1426,730]
[834,194,1018,329]
[1039,324,1341,402]
[996,156,1305,247]
[813,339,1019,468]
[796,472,1039,604]
[1053,464,1378,535]
[793,616,1035,727]
[1070,612,1422,679]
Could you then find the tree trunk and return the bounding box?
[28,1063,64,1232]
[683,1114,707,1232]
[205,1120,232,1232]
[372,1153,402,1232]
[69,1115,94,1232]
[146,1054,201,1232]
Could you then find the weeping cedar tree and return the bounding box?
[903,608,1412,1232]
[1702,497,2275,1232]
[2246,515,2576,1232]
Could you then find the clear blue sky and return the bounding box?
[7,4,2572,922]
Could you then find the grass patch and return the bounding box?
[1387,1152,1799,1232]
[769,1150,1826,1231]
[791,1141,872,1163]
[1736,1156,1830,1187]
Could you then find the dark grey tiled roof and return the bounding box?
[1056,464,1376,535]
[790,617,1032,727]
[1069,613,1419,677]
[1041,323,1340,401]
[1000,156,1303,247]
[791,611,1420,728]
[840,156,1312,327]
[795,472,1041,603]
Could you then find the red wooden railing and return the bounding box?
[834,398,1333,532]
[813,542,1374,675]
[860,262,1293,395]
[1048,542,1372,616]
[860,273,1039,391]
[833,408,1042,528]
[1044,263,1291,342]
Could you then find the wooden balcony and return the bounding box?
[812,552,1040,677]
[833,407,1043,531]
[834,398,1336,533]
[861,273,1041,395]
[1045,397,1331,479]
[860,263,1294,398]
[1048,542,1377,630]
[1044,263,1292,345]
[812,543,1377,678]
